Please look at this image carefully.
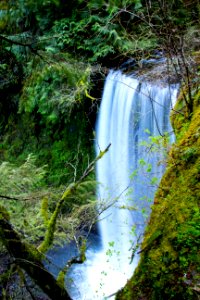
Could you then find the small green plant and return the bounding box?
[140,130,171,156]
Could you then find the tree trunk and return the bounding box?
[0,211,72,300]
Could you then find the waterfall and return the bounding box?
[67,70,178,300]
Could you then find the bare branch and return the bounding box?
[38,144,111,254]
[0,34,45,60]
[0,34,34,47]
[0,195,24,201]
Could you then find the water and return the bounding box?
[48,70,178,299]
[91,71,178,299]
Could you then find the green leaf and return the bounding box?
[150,177,158,185]
[139,159,146,166]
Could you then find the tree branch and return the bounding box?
[0,210,72,300]
[38,144,111,254]
[0,34,44,60]
[0,195,24,201]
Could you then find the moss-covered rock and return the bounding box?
[117,90,200,299]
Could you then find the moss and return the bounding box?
[57,270,66,289]
[117,90,200,299]
[0,205,10,221]
[40,196,49,227]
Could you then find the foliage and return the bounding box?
[50,0,160,63]
[0,49,22,91]
[175,209,200,271]
[140,131,171,158]
[53,13,132,62]
[0,49,23,131]
[38,144,110,253]
[19,58,91,123]
[0,154,46,196]
[0,50,95,185]
[0,0,61,34]
[0,145,110,299]
[0,157,47,244]
[0,158,97,249]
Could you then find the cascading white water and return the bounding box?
[67,70,178,300]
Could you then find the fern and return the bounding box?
[52,11,133,61]
[0,154,46,196]
[19,60,91,124]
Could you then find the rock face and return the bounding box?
[116,89,200,300]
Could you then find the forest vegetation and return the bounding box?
[0,0,200,299]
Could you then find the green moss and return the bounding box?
[38,182,77,253]
[117,90,200,299]
[41,197,49,226]
[0,205,10,221]
[57,270,66,289]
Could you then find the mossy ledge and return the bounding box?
[116,89,200,299]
